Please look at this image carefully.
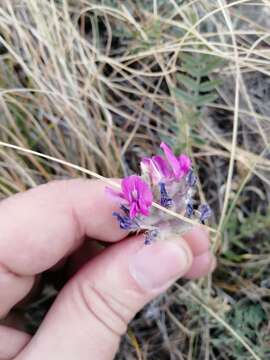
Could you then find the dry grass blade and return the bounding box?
[214,0,240,246]
[0,1,269,359]
[175,284,262,360]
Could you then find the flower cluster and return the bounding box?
[106,142,211,245]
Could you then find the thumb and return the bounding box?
[17,235,193,360]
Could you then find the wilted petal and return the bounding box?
[186,170,197,187]
[144,228,159,245]
[140,157,151,173]
[152,155,172,180]
[141,157,163,184]
[159,183,173,208]
[198,204,212,223]
[185,199,194,218]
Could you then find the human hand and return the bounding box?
[0,179,216,360]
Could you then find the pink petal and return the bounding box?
[141,157,161,184]
[138,199,150,216]
[178,154,191,174]
[121,175,153,217]
[130,202,138,218]
[137,179,153,205]
[142,155,173,184]
[152,155,172,179]
[160,142,181,179]
[121,176,136,203]
[141,157,151,167]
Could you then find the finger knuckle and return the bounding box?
[77,280,130,337]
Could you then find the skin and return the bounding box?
[0,179,216,360]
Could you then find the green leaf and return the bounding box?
[181,54,223,77]
[184,109,200,124]
[193,92,218,106]
[174,88,219,107]
[180,53,200,67]
[174,88,195,104]
[222,250,244,262]
[199,79,222,92]
[176,74,198,91]
[190,132,207,146]
[181,63,203,77]
[199,56,223,76]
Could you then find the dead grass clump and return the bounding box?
[0,1,269,359]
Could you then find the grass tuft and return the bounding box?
[0,1,269,359]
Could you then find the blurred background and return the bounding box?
[0,1,269,359]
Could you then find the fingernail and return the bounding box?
[129,239,191,291]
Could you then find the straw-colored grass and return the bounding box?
[0,1,269,359]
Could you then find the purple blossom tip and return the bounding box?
[186,170,197,187]
[198,204,212,223]
[160,142,180,179]
[159,183,173,208]
[185,200,194,218]
[178,154,192,174]
[112,212,139,231]
[144,228,159,245]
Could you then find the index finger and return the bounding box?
[0,179,126,276]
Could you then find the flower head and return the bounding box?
[160,142,191,181]
[106,142,211,243]
[107,175,153,219]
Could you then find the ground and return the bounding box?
[0,1,269,359]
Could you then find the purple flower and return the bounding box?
[160,142,191,181]
[105,140,212,242]
[107,175,153,219]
